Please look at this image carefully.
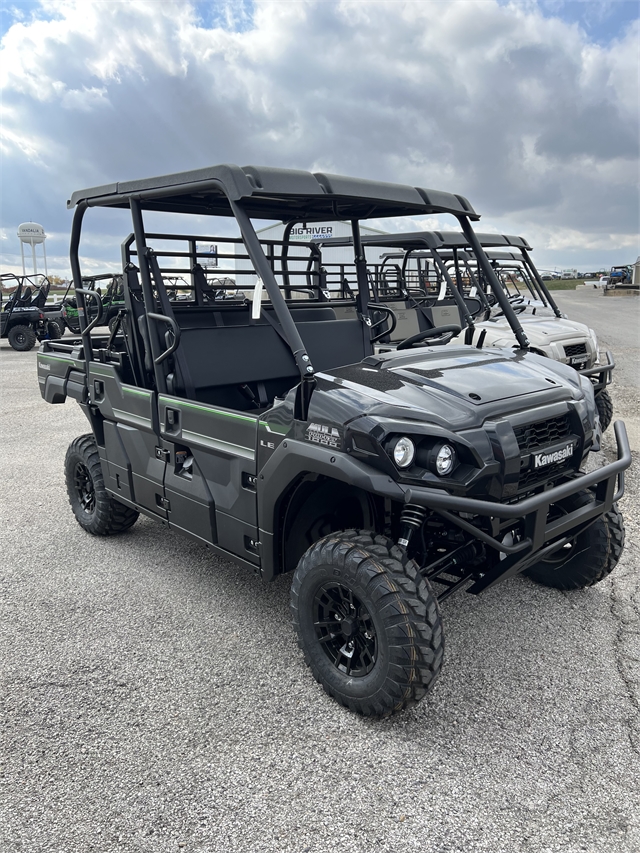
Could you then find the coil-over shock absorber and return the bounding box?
[398,504,427,552]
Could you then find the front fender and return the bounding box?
[257,439,405,580]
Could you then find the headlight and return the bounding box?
[428,443,456,476]
[392,437,415,468]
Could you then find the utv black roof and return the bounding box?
[67,164,479,223]
[436,233,532,250]
[313,231,531,251]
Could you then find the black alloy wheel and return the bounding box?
[291,529,444,717]
[65,434,139,535]
[73,461,96,516]
[312,582,377,677]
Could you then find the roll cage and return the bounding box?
[67,164,497,415]
[312,231,533,349]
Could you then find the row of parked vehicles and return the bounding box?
[37,164,630,717]
[1,272,126,350]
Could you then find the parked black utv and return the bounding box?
[38,165,630,716]
[1,274,56,350]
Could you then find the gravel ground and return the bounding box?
[1,292,639,853]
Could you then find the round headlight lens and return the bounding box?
[393,437,415,469]
[435,444,455,476]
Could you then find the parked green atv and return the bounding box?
[59,273,125,334]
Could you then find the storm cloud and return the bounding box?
[1,0,637,273]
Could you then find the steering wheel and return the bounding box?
[396,324,462,350]
[494,303,527,317]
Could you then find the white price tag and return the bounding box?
[252,276,264,320]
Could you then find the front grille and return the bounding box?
[564,343,587,358]
[513,414,572,452]
[517,460,569,491]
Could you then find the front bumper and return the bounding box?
[402,420,630,593]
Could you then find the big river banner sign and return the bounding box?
[289,225,335,241]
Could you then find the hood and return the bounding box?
[319,345,582,432]
[478,315,592,344]
[384,346,574,403]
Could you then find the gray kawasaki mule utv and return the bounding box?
[314,231,615,431]
[38,165,630,717]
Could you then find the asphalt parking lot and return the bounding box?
[1,291,639,853]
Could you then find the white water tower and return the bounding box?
[17,222,48,276]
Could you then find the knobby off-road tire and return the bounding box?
[291,530,444,717]
[524,493,624,590]
[65,434,139,536]
[595,389,613,433]
[7,324,37,351]
[47,320,63,340]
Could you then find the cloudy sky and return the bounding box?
[1,0,638,277]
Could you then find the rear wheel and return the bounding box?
[47,320,63,340]
[524,493,624,590]
[7,324,37,351]
[291,530,444,716]
[65,434,139,535]
[595,389,613,433]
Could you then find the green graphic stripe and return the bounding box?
[90,365,115,377]
[123,386,152,398]
[259,421,290,435]
[38,354,76,366]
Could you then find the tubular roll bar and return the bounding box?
[520,246,563,319]
[69,201,95,367]
[76,289,103,333]
[129,198,169,393]
[457,217,530,349]
[425,248,476,332]
[229,199,316,383]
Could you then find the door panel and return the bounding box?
[158,395,259,562]
[160,438,217,546]
[88,365,166,517]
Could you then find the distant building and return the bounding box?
[233,220,386,290]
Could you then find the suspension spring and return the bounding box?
[398,504,427,551]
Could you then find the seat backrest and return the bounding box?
[17,287,32,307]
[169,306,368,405]
[32,284,49,309]
[384,300,421,340]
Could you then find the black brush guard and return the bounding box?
[579,349,614,395]
[402,420,630,594]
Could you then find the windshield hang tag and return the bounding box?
[252,276,264,320]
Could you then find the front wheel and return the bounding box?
[595,389,613,433]
[7,324,37,351]
[65,434,139,535]
[291,530,444,716]
[524,494,624,590]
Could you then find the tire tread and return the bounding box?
[65,433,139,536]
[291,529,444,717]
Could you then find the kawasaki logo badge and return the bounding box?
[305,422,341,449]
[533,443,575,469]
